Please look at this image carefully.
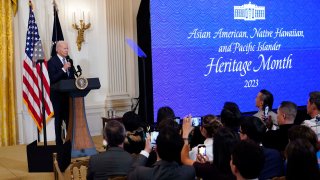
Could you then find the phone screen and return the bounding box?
[150,131,159,144]
[192,117,202,127]
[198,145,206,156]
[264,106,269,117]
[174,117,181,124]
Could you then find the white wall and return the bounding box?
[14,0,141,144]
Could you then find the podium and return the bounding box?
[52,78,100,158]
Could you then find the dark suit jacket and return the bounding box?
[48,55,75,117]
[262,124,295,152]
[128,154,195,180]
[87,147,134,180]
[48,55,75,85]
[259,147,284,180]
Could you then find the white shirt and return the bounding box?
[189,138,213,162]
[57,54,67,73]
[302,117,320,138]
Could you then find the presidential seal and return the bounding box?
[75,76,88,90]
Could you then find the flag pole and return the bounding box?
[37,59,47,147]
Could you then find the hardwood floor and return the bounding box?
[0,136,103,180]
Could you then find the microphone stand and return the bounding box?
[36,59,47,147]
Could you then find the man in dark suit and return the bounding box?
[262,101,297,153]
[87,120,133,180]
[128,126,195,180]
[48,41,75,145]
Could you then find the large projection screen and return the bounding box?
[151,1,320,120]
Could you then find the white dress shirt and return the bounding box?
[189,138,213,162]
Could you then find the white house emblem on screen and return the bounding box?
[234,2,265,21]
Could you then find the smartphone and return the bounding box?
[264,106,269,118]
[198,144,206,156]
[192,117,202,127]
[150,131,159,145]
[174,117,181,124]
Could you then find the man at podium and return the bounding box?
[48,41,75,145]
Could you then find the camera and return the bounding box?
[198,144,206,156]
[192,117,202,127]
[150,131,159,145]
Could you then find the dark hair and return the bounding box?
[157,118,180,132]
[232,140,265,179]
[122,111,145,132]
[104,120,126,147]
[288,125,318,151]
[285,139,320,180]
[309,91,320,110]
[156,126,184,162]
[259,89,274,110]
[279,101,297,122]
[220,102,241,130]
[240,116,266,144]
[214,127,240,175]
[202,114,223,138]
[189,127,206,149]
[124,128,145,154]
[156,106,175,125]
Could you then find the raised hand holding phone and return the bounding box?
[263,106,273,129]
[198,145,206,156]
[182,115,194,141]
[196,145,208,163]
[263,106,269,120]
[144,132,152,153]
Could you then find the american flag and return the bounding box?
[22,3,53,131]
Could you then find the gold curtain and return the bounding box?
[0,0,18,146]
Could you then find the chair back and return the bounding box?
[65,158,89,180]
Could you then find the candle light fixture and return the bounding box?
[72,11,91,51]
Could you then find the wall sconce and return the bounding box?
[72,11,91,51]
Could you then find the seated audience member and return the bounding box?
[156,106,175,129]
[181,116,239,180]
[157,118,180,132]
[220,102,242,133]
[122,111,146,154]
[301,91,320,138]
[145,117,181,167]
[240,116,284,179]
[288,125,318,151]
[288,125,320,169]
[230,140,265,180]
[254,89,278,130]
[188,114,222,161]
[262,101,297,153]
[273,139,320,180]
[128,126,195,180]
[87,120,133,180]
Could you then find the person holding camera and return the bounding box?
[187,115,222,162]
[181,116,240,180]
[128,126,195,180]
[253,89,278,130]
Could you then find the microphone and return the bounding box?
[66,55,72,63]
[66,56,77,77]
[77,65,82,77]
